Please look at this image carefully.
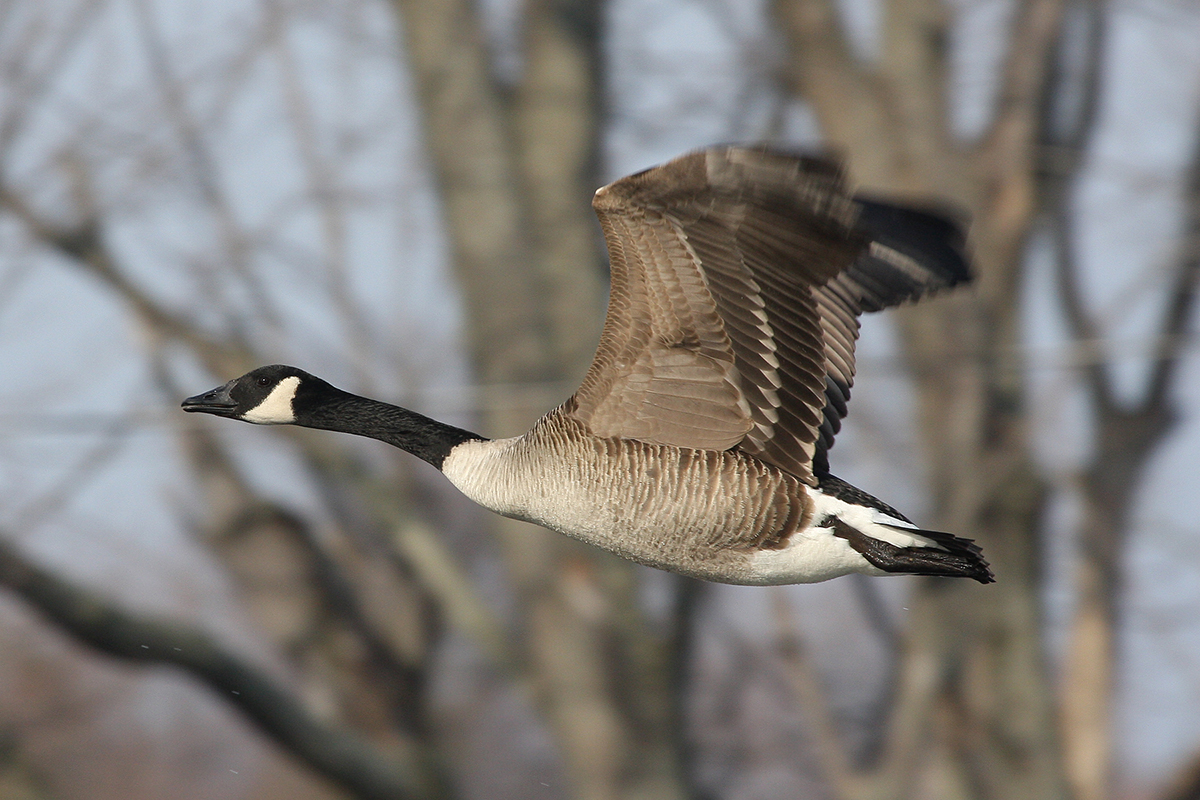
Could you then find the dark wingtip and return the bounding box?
[853,197,972,288]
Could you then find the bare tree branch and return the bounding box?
[1041,0,1111,402]
[0,180,252,377]
[1042,14,1200,795]
[1146,120,1200,412]
[773,0,897,176]
[881,0,954,171]
[388,517,517,672]
[267,0,375,385]
[772,0,1071,796]
[390,2,692,797]
[130,0,282,334]
[979,0,1069,254]
[667,577,712,800]
[9,416,131,533]
[0,533,444,800]
[0,0,107,159]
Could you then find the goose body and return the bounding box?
[441,418,981,584]
[183,145,993,585]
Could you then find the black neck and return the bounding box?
[294,386,482,469]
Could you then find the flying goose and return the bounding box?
[183,145,993,585]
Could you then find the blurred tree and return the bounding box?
[774,1,1200,800]
[0,1,1197,800]
[391,1,687,797]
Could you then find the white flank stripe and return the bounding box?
[747,489,940,584]
[808,490,939,549]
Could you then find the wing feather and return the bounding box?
[569,146,971,482]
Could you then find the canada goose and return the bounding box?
[183,146,993,585]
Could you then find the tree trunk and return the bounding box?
[391,1,686,797]
[775,0,1072,797]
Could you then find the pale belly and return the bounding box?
[441,425,896,585]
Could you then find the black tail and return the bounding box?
[830,517,995,584]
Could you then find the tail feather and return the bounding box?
[830,517,995,584]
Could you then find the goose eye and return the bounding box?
[257,377,271,387]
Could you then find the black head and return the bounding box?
[183,364,483,468]
[181,365,319,424]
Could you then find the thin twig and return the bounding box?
[10,415,131,533]
[267,0,375,387]
[0,0,106,158]
[0,180,252,378]
[129,0,281,334]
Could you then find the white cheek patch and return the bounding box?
[242,376,300,424]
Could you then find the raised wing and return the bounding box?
[568,146,970,483]
[809,199,971,474]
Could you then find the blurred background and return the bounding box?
[0,0,1198,798]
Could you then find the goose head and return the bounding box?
[182,365,481,468]
[182,365,321,424]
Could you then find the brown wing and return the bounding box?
[809,199,972,474]
[569,146,971,483]
[567,178,753,452]
[570,146,861,477]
